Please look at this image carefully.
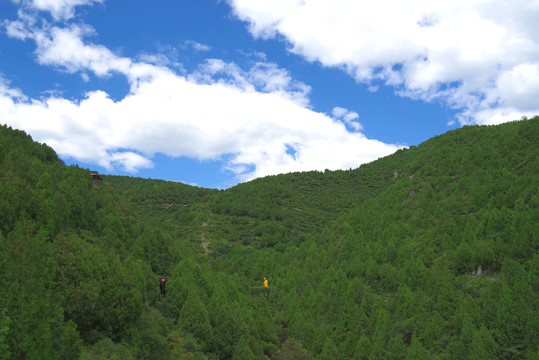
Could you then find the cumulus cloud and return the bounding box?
[228,0,539,124]
[0,68,399,180]
[0,8,400,182]
[9,0,103,20]
[6,20,133,77]
[189,59,312,106]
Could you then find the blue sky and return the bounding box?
[1,0,537,188]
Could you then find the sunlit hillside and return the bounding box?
[1,117,537,359]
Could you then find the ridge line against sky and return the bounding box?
[0,0,537,188]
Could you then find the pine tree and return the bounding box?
[0,309,11,360]
[208,292,241,359]
[179,289,212,350]
[254,295,279,346]
[1,221,82,359]
[387,335,406,360]
[354,335,370,360]
[469,325,498,360]
[231,337,256,360]
[406,333,429,360]
[319,338,341,360]
[368,308,391,359]
[273,338,314,360]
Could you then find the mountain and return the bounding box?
[0,117,537,359]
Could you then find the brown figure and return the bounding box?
[160,278,166,297]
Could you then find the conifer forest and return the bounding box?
[0,117,538,359]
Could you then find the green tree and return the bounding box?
[254,295,279,346]
[232,337,256,360]
[179,290,212,350]
[406,333,429,360]
[51,233,104,341]
[82,338,134,360]
[98,254,143,340]
[0,309,11,360]
[495,260,531,356]
[402,257,428,290]
[368,308,391,359]
[136,306,170,360]
[208,294,241,359]
[319,338,341,360]
[272,338,314,360]
[469,325,498,360]
[288,311,316,351]
[387,335,406,360]
[354,335,370,360]
[1,221,82,359]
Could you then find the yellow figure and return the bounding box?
[263,277,268,288]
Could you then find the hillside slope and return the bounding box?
[207,118,538,359]
[1,117,538,359]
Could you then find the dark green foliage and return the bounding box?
[81,338,134,360]
[0,118,538,359]
[272,338,314,360]
[406,333,429,360]
[1,220,82,359]
[179,290,212,350]
[231,337,256,360]
[469,325,498,360]
[387,335,406,360]
[136,306,171,359]
[0,309,11,360]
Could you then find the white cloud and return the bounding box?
[332,106,362,132]
[30,0,103,20]
[466,107,529,126]
[34,25,132,76]
[109,151,153,173]
[0,70,398,181]
[228,0,539,124]
[190,59,312,106]
[4,16,174,86]
[0,14,400,183]
[183,40,211,52]
[0,76,27,100]
[494,63,539,111]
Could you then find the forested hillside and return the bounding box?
[0,117,538,359]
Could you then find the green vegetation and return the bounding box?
[1,117,538,359]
